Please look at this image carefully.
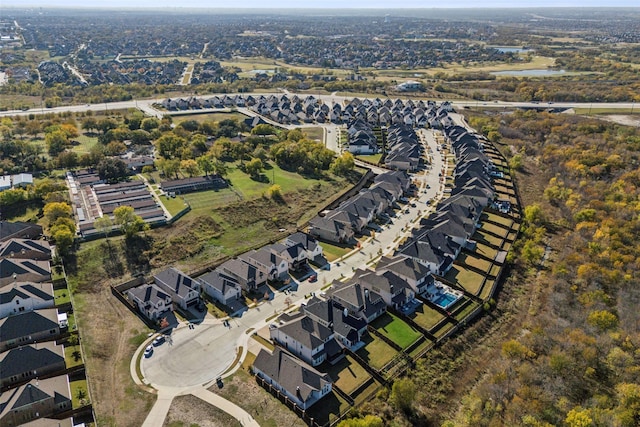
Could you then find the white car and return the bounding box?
[144,345,153,358]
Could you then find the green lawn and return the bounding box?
[69,379,89,408]
[453,300,481,322]
[484,212,514,227]
[64,344,84,368]
[302,126,325,142]
[431,320,455,338]
[181,188,241,215]
[411,304,446,331]
[71,134,99,155]
[54,288,71,305]
[371,312,422,350]
[481,221,510,238]
[171,111,249,124]
[474,230,504,248]
[457,252,492,273]
[159,195,189,216]
[445,266,485,295]
[480,278,497,300]
[318,241,353,262]
[357,334,398,370]
[226,162,325,199]
[356,153,383,164]
[324,355,371,394]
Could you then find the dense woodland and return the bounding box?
[340,110,640,427]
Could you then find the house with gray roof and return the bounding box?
[308,215,355,244]
[268,242,307,272]
[252,347,332,410]
[217,258,267,292]
[0,239,51,261]
[354,269,415,310]
[0,222,43,242]
[1,341,66,389]
[284,232,324,263]
[0,309,62,352]
[302,296,367,351]
[199,270,242,306]
[0,375,72,426]
[153,267,201,310]
[0,176,10,192]
[0,258,50,286]
[240,247,289,282]
[11,173,34,188]
[127,283,173,321]
[376,255,434,296]
[0,281,54,319]
[270,312,337,367]
[328,281,386,323]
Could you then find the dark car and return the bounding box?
[309,274,318,283]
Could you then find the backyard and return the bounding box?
[445,265,485,295]
[411,304,446,331]
[356,334,398,370]
[323,355,371,395]
[371,312,422,350]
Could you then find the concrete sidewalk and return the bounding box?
[141,391,175,427]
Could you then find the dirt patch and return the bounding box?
[210,368,306,427]
[595,114,640,127]
[162,394,241,427]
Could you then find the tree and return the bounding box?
[45,129,69,157]
[565,407,593,427]
[509,153,524,171]
[94,216,114,239]
[81,117,98,133]
[155,133,187,159]
[180,159,200,177]
[331,151,355,175]
[97,158,128,182]
[587,310,619,331]
[245,158,263,178]
[51,226,74,256]
[197,155,214,177]
[267,184,283,201]
[43,202,72,223]
[113,206,147,238]
[251,124,277,138]
[104,141,127,156]
[390,377,416,413]
[96,118,118,134]
[141,117,160,132]
[337,415,384,427]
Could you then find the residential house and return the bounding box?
[376,255,434,296]
[0,259,50,286]
[373,171,411,195]
[270,312,338,367]
[0,341,66,389]
[302,296,367,351]
[308,215,355,244]
[127,283,173,321]
[328,281,386,323]
[217,258,267,292]
[354,269,415,309]
[199,270,242,306]
[268,242,308,272]
[396,229,460,276]
[0,176,12,191]
[0,376,72,427]
[0,239,51,261]
[284,232,324,263]
[253,347,332,410]
[0,281,54,319]
[0,222,43,242]
[153,267,201,310]
[240,248,289,282]
[0,309,62,352]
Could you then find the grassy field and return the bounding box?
[484,212,514,227]
[69,378,89,408]
[301,126,324,142]
[457,252,492,273]
[411,304,446,331]
[431,320,455,338]
[453,300,481,321]
[481,222,510,238]
[371,312,422,350]
[356,153,383,164]
[170,111,249,123]
[474,230,504,249]
[324,355,371,395]
[357,334,398,370]
[159,195,190,216]
[318,241,353,262]
[71,134,99,154]
[445,266,485,295]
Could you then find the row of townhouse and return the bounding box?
[253,118,502,413]
[0,173,34,192]
[384,124,423,171]
[0,222,77,427]
[127,232,324,322]
[308,170,411,243]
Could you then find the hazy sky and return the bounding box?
[6,0,635,8]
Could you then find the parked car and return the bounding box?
[152,336,165,346]
[309,274,318,283]
[144,345,154,358]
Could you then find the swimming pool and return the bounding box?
[433,293,458,309]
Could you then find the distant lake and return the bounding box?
[493,47,532,53]
[491,69,566,77]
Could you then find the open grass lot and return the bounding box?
[479,278,497,300]
[159,195,189,216]
[457,252,492,273]
[69,378,89,409]
[474,230,504,248]
[163,394,241,427]
[211,367,306,427]
[371,312,422,350]
[226,162,326,199]
[411,304,446,332]
[170,111,249,124]
[323,355,371,395]
[301,126,324,141]
[445,266,485,295]
[181,188,241,215]
[318,241,353,262]
[481,221,510,238]
[357,334,398,370]
[483,212,513,227]
[356,153,383,164]
[70,134,99,154]
[305,391,351,426]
